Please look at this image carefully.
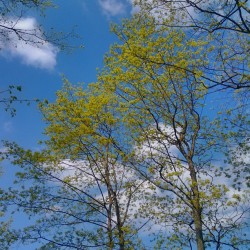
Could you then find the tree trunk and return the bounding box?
[105,151,125,250]
[189,160,205,250]
[107,197,114,250]
[113,191,125,250]
[193,206,205,250]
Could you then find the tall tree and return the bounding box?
[2,4,249,250]
[98,14,250,249]
[2,81,149,249]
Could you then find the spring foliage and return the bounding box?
[2,7,250,250]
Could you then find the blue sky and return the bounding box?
[1,0,135,149]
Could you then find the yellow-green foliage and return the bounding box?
[40,79,119,159]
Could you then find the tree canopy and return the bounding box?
[1,1,250,250]
[136,0,250,34]
[135,0,250,90]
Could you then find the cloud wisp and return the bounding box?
[98,0,127,16]
[0,17,58,70]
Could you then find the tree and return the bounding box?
[133,0,250,90]
[0,155,19,250]
[2,5,249,250]
[98,14,249,249]
[135,0,250,34]
[0,84,38,248]
[2,81,150,249]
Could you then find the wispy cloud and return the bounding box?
[0,17,58,70]
[98,0,126,16]
[3,121,13,133]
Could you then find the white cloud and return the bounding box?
[0,17,58,70]
[98,0,126,16]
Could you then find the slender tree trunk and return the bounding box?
[104,143,125,250]
[113,191,125,250]
[193,206,205,250]
[107,196,114,250]
[189,160,205,250]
